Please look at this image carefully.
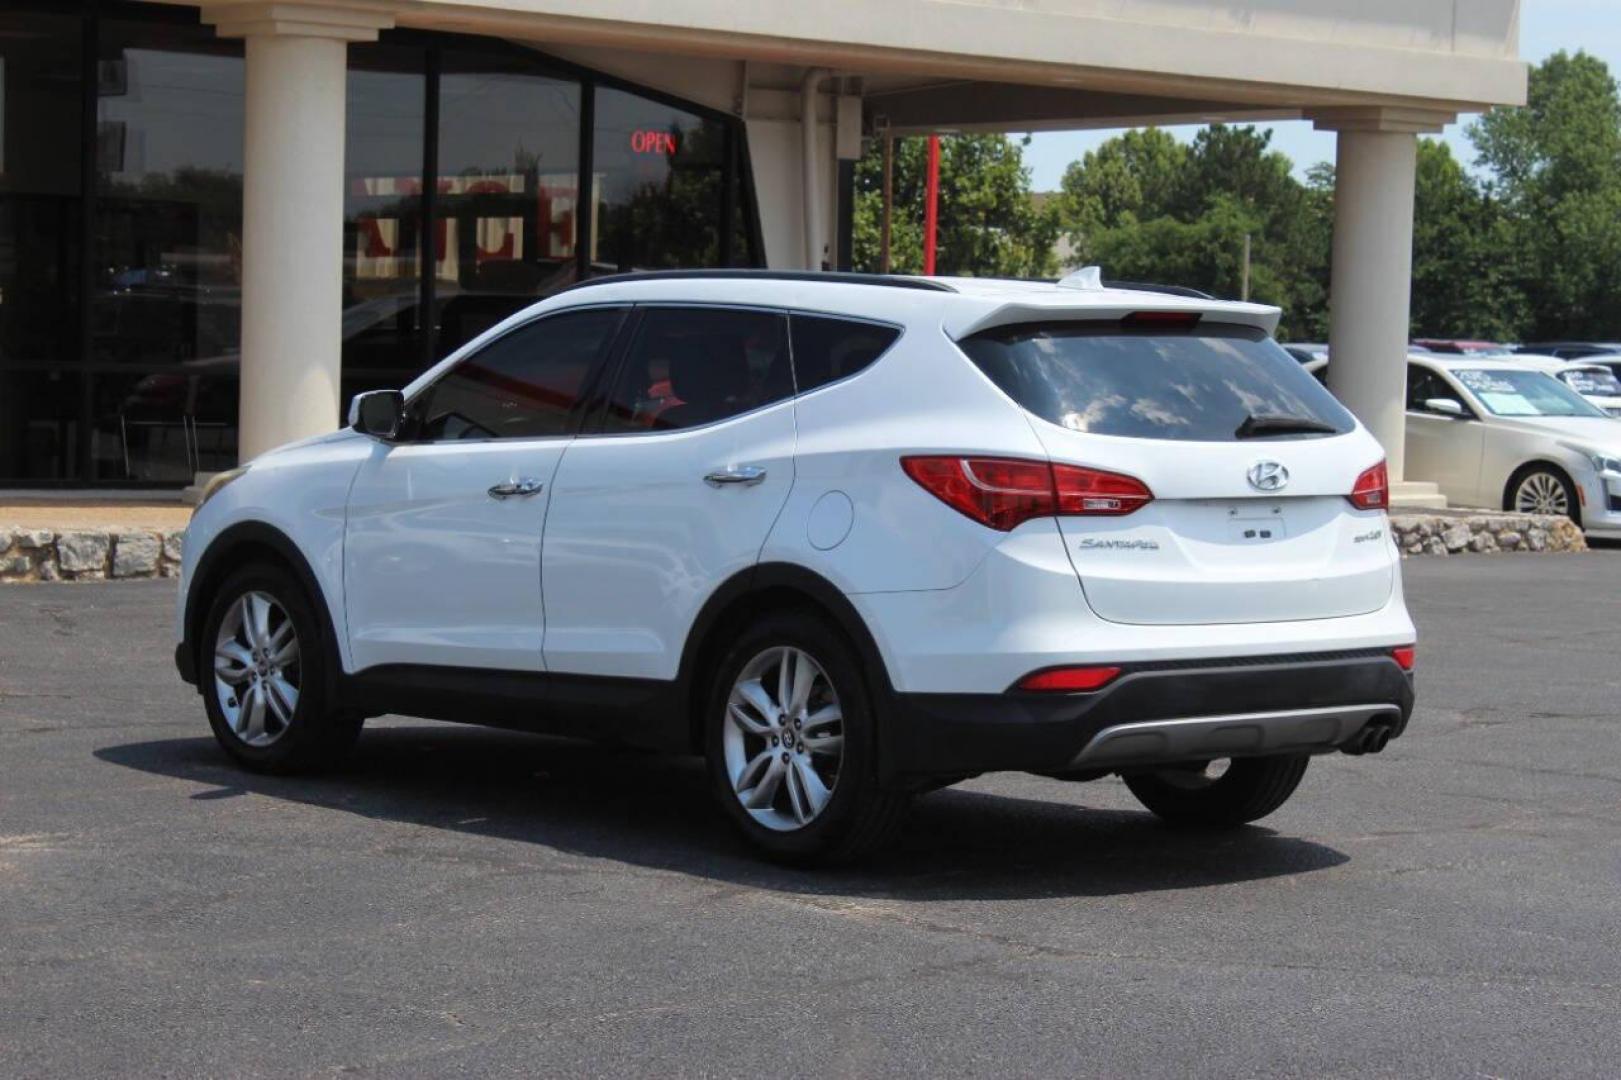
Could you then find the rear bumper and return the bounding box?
[880,650,1414,783]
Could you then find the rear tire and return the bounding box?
[1122,754,1309,827]
[704,610,910,864]
[199,564,362,774]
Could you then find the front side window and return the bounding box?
[790,315,899,393]
[408,306,624,440]
[1452,368,1610,419]
[600,307,790,433]
[1407,365,1466,412]
[958,322,1355,441]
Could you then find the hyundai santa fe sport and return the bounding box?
[175,269,1417,862]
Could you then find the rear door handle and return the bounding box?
[488,478,544,499]
[704,465,768,487]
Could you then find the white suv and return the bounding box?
[176,270,1417,862]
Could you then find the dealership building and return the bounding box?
[0,0,1526,499]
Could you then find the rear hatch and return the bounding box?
[958,317,1393,626]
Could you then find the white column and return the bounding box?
[1311,108,1452,505]
[204,2,394,461]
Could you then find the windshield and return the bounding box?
[1560,368,1621,397]
[957,322,1355,442]
[1453,368,1610,418]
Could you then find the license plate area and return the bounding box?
[1226,504,1288,543]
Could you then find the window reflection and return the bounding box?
[91,21,244,481]
[343,44,427,415]
[436,54,580,359]
[591,87,726,272]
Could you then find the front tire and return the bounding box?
[200,564,361,773]
[704,611,909,864]
[1122,754,1309,827]
[1507,464,1580,526]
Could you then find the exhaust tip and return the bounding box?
[1343,718,1397,756]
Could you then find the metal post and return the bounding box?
[923,134,940,276]
[880,134,893,273]
[1241,232,1252,301]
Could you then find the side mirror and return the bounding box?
[1424,398,1467,419]
[350,389,405,439]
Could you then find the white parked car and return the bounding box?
[175,270,1417,862]
[1406,354,1621,536]
[1509,354,1621,416]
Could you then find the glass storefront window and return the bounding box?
[436,53,580,358]
[91,20,244,481]
[343,44,427,413]
[0,12,84,480]
[0,10,760,485]
[591,86,727,273]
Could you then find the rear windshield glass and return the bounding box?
[958,322,1355,441]
[1560,368,1621,396]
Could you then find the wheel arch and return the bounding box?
[675,562,896,755]
[182,521,345,697]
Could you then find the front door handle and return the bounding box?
[704,465,768,488]
[488,478,544,500]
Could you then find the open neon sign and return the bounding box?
[630,129,679,156]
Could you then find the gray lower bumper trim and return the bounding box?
[1069,703,1402,770]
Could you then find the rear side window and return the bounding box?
[958,322,1355,441]
[600,307,792,433]
[790,314,899,393]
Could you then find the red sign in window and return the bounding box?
[630,129,679,156]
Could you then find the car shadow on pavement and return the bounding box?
[96,723,1348,901]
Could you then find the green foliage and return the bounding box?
[852,134,1058,278]
[850,51,1621,342]
[1471,51,1621,339]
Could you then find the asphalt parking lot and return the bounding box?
[3,555,1620,1078]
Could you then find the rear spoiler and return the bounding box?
[944,300,1282,342]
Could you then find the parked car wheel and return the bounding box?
[705,611,910,863]
[1122,754,1310,827]
[1506,464,1580,524]
[200,565,361,773]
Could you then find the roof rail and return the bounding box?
[558,269,957,294]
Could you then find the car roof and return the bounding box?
[552,269,1282,339]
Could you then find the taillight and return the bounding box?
[1391,645,1416,671]
[1053,463,1154,516]
[901,456,1153,531]
[1015,665,1123,693]
[900,457,1054,532]
[1348,460,1389,511]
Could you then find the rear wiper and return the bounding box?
[1234,413,1338,439]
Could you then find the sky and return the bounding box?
[1017,1,1621,191]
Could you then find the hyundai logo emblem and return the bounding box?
[1247,460,1290,492]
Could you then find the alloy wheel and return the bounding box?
[1515,472,1569,515]
[722,646,845,832]
[213,591,301,747]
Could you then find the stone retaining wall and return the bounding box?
[0,526,183,583]
[0,510,1591,583]
[1389,512,1586,556]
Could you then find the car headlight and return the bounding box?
[1590,453,1621,477]
[197,466,249,509]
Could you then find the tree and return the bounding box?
[852,134,1059,277]
[1407,139,1529,340]
[1055,127,1186,236]
[1471,50,1621,339]
[1055,125,1331,338]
